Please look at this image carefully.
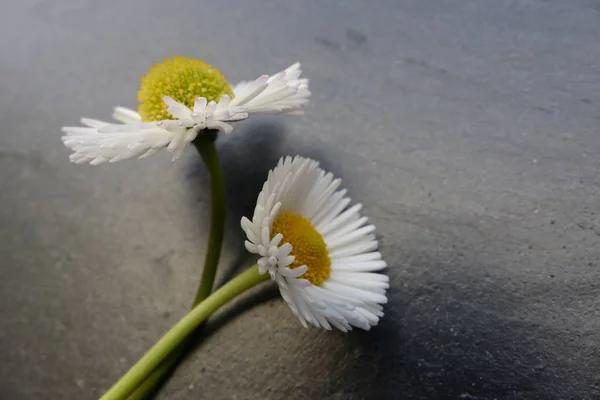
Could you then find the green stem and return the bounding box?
[123,130,227,399]
[192,130,226,305]
[124,343,188,400]
[100,266,269,400]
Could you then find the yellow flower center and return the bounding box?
[137,57,233,122]
[271,211,331,286]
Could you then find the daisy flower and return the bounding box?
[241,156,388,332]
[61,57,310,165]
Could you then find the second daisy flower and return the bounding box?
[242,156,389,332]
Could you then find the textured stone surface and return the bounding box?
[1,1,599,399]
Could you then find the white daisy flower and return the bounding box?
[241,156,388,332]
[61,57,310,165]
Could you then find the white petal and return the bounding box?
[193,97,207,113]
[331,259,387,272]
[163,96,193,120]
[244,240,258,254]
[328,239,378,259]
[230,63,310,116]
[61,125,178,165]
[112,107,141,124]
[326,224,377,250]
[329,275,390,291]
[322,281,388,304]
[279,265,307,278]
[330,271,389,282]
[80,118,109,129]
[277,243,292,259]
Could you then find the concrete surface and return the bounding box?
[1,0,599,399]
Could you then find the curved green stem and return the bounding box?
[192,130,226,305]
[123,131,226,399]
[124,343,188,400]
[100,266,269,400]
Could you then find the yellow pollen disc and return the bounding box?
[271,211,331,286]
[137,56,233,122]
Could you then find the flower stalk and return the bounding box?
[123,130,226,399]
[192,130,227,304]
[100,266,269,400]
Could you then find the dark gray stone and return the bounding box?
[1,0,599,399]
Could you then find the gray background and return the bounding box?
[1,0,599,399]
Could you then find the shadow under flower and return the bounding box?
[157,124,599,400]
[185,119,339,288]
[335,262,588,400]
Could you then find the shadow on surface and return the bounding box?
[185,120,338,287]
[145,282,280,400]
[177,124,585,399]
[337,264,569,400]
